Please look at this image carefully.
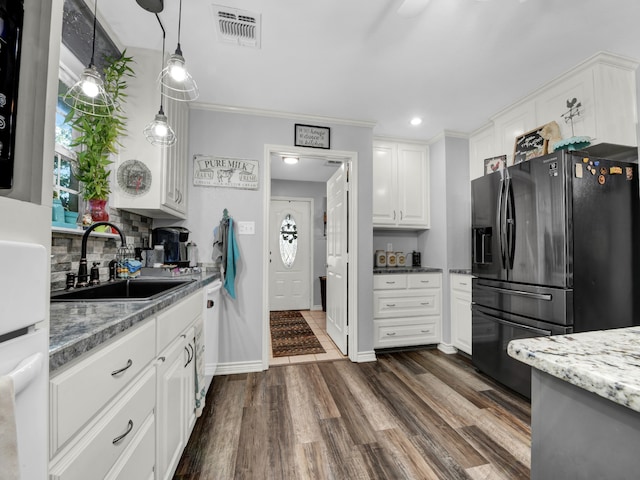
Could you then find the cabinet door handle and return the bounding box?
[393,210,396,220]
[157,356,166,363]
[112,419,134,445]
[385,332,397,336]
[400,211,403,220]
[111,359,133,376]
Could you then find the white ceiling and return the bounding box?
[97,0,640,159]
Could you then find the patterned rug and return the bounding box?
[270,310,326,357]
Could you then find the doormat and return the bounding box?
[270,310,326,357]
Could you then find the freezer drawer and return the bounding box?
[472,305,571,399]
[473,278,572,326]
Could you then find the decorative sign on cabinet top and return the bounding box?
[193,155,259,190]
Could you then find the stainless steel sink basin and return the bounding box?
[51,278,195,302]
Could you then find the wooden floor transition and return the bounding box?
[174,348,531,479]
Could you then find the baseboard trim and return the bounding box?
[355,350,377,363]
[215,360,265,375]
[438,343,458,355]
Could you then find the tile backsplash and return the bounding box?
[50,208,153,290]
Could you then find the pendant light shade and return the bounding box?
[144,14,176,147]
[143,109,176,146]
[63,0,114,116]
[159,0,199,101]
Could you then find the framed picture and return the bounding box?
[513,125,548,164]
[294,124,330,149]
[484,155,507,175]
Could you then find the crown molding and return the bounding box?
[189,102,377,129]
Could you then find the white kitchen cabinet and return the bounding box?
[373,140,430,229]
[156,330,192,480]
[112,47,189,219]
[468,52,638,175]
[450,274,472,355]
[49,288,204,480]
[373,273,441,348]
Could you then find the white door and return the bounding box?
[326,164,348,354]
[269,199,311,311]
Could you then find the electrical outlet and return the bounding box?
[237,221,255,235]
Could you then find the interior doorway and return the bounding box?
[262,144,359,368]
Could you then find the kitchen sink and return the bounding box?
[51,278,196,302]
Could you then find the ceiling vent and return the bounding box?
[212,5,261,48]
[325,160,343,167]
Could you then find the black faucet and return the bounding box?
[77,221,126,287]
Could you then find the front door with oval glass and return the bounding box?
[269,199,311,310]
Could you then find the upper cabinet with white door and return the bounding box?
[112,48,189,219]
[469,52,638,179]
[373,139,430,229]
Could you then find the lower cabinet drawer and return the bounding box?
[50,320,156,455]
[374,319,439,348]
[451,274,472,292]
[373,289,440,318]
[105,414,155,480]
[49,367,156,480]
[157,290,203,352]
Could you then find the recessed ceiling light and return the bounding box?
[410,117,423,126]
[283,156,299,165]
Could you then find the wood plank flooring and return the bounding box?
[174,349,531,480]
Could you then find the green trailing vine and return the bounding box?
[65,52,135,200]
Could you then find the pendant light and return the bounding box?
[63,0,115,116]
[144,13,176,147]
[159,0,199,102]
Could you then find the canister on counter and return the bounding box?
[375,250,387,267]
[387,251,397,267]
[396,252,406,267]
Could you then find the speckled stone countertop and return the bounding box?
[449,269,472,275]
[508,327,640,412]
[373,267,442,274]
[49,272,220,373]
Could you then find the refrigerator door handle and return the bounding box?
[496,178,506,269]
[478,283,553,301]
[505,176,515,270]
[490,316,553,337]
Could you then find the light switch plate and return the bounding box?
[237,221,255,235]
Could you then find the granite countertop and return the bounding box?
[373,266,442,274]
[449,269,472,275]
[49,271,220,373]
[508,327,640,412]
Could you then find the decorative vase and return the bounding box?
[52,198,65,223]
[89,198,109,223]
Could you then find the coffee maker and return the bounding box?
[151,227,190,267]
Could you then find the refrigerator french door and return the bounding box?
[472,150,640,398]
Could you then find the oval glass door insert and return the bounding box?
[279,214,298,268]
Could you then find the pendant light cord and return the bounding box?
[176,0,183,55]
[90,0,98,65]
[155,13,166,114]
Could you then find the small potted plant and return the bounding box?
[65,52,134,228]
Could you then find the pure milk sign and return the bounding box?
[193,155,259,190]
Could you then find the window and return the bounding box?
[53,148,80,213]
[279,214,298,268]
[55,80,73,148]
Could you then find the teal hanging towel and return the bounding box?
[224,217,240,299]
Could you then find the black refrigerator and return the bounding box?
[471,150,640,398]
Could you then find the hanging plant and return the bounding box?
[65,51,135,200]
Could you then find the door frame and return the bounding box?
[262,144,359,366]
[269,196,314,311]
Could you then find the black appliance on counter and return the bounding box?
[152,226,190,267]
[471,150,640,398]
[0,0,24,189]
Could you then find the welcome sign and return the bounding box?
[193,155,259,190]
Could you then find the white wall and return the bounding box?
[271,179,328,307]
[174,108,374,366]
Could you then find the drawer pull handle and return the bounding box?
[385,332,397,336]
[111,359,133,376]
[459,282,468,286]
[421,330,431,333]
[421,280,430,284]
[112,419,134,445]
[385,281,396,285]
[421,302,430,305]
[386,303,396,307]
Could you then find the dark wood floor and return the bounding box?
[174,349,531,479]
